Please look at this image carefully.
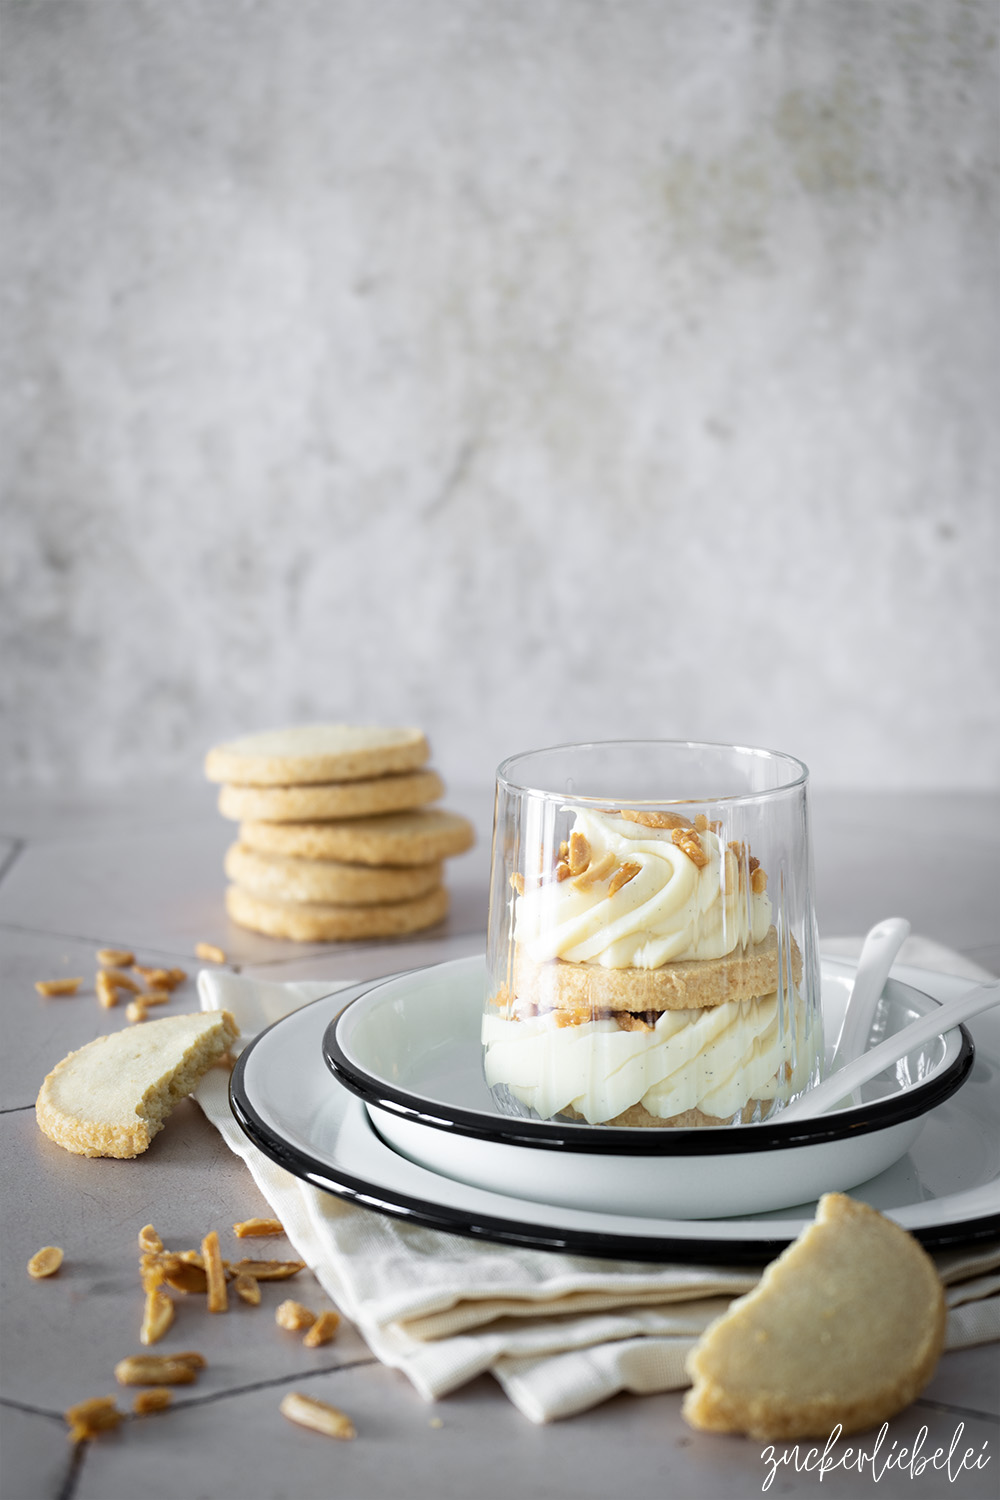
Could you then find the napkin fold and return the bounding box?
[195,944,999,1423]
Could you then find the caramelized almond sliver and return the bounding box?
[233,1217,284,1239]
[231,1258,306,1282]
[64,1395,123,1441]
[620,808,691,830]
[280,1391,355,1440]
[572,850,615,890]
[751,866,768,894]
[114,1354,202,1386]
[140,1288,175,1346]
[234,1272,261,1306]
[567,831,591,876]
[27,1245,64,1279]
[133,1389,172,1415]
[138,1224,163,1254]
[101,969,142,992]
[195,942,226,964]
[508,871,525,896]
[97,948,135,968]
[608,861,641,897]
[34,978,83,997]
[202,1231,228,1314]
[671,827,710,868]
[302,1310,340,1347]
[275,1299,316,1332]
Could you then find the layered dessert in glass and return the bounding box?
[483,742,822,1127]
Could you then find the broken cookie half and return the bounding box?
[36,1011,238,1159]
[683,1193,946,1440]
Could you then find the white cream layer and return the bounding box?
[512,809,771,969]
[482,990,814,1125]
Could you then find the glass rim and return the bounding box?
[495,738,810,805]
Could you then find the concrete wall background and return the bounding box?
[3,0,998,791]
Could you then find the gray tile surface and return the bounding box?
[1,787,997,1500]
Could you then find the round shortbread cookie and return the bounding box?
[239,809,475,867]
[226,883,449,942]
[683,1193,947,1439]
[36,1011,239,1159]
[511,928,801,1012]
[224,842,442,907]
[205,725,429,786]
[218,769,444,823]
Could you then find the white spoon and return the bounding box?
[829,917,911,1099]
[781,979,998,1122]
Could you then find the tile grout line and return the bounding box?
[913,1396,1000,1424]
[159,1354,380,1412]
[0,839,26,890]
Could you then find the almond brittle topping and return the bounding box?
[567,831,591,876]
[671,827,709,868]
[619,808,692,830]
[751,866,768,894]
[509,871,525,896]
[572,850,615,890]
[555,861,572,881]
[608,861,641,896]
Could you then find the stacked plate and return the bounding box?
[230,955,999,1261]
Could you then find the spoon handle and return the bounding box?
[782,979,999,1121]
[830,917,910,1074]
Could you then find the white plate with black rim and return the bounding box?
[323,955,974,1219]
[230,960,999,1263]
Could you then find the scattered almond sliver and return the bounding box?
[34,978,83,997]
[114,1353,204,1386]
[233,1217,284,1239]
[125,1000,148,1024]
[202,1231,228,1314]
[100,969,142,993]
[138,1224,163,1253]
[303,1310,340,1348]
[230,1258,305,1281]
[279,1391,356,1441]
[27,1245,64,1279]
[275,1299,316,1332]
[97,948,135,968]
[234,1272,261,1305]
[195,942,226,964]
[64,1395,123,1442]
[140,1288,175,1346]
[133,1389,172,1415]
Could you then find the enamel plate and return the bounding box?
[230,958,999,1262]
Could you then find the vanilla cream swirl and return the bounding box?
[483,990,812,1124]
[512,809,771,969]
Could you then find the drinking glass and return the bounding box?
[484,741,822,1127]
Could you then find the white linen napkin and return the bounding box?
[194,944,999,1423]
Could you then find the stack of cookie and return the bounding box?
[205,726,475,942]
